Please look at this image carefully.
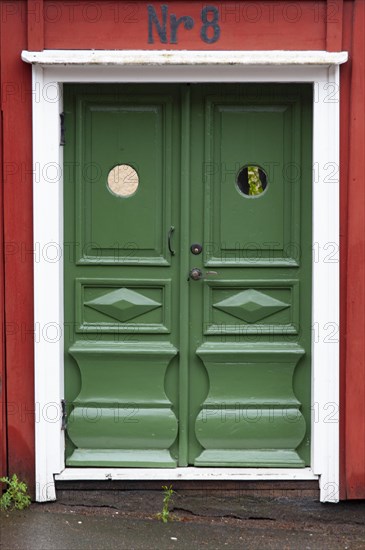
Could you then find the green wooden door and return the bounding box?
[64,84,312,468]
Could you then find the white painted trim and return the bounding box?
[32,67,64,503]
[311,64,340,504]
[21,49,348,66]
[55,467,318,482]
[25,50,343,503]
[30,65,343,84]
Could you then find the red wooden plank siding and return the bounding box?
[0,0,364,500]
[43,0,327,50]
[339,0,354,500]
[27,0,44,51]
[1,1,35,496]
[326,0,343,51]
[345,0,365,499]
[0,123,7,476]
[0,79,7,482]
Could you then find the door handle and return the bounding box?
[188,268,218,281]
[168,226,175,256]
[189,268,202,280]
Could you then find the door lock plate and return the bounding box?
[190,243,202,255]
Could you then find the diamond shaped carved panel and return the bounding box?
[213,289,290,324]
[85,288,161,323]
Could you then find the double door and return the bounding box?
[64,84,312,468]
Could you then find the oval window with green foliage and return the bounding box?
[236,165,268,197]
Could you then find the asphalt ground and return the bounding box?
[1,492,365,550]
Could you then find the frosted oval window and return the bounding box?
[236,165,268,197]
[107,164,139,198]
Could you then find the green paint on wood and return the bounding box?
[194,343,306,467]
[64,84,312,468]
[213,289,290,323]
[85,287,161,323]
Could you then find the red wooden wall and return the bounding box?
[0,0,35,494]
[343,0,365,499]
[0,0,364,499]
[0,59,6,483]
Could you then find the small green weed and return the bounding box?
[156,484,175,523]
[0,474,31,511]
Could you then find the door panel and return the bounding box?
[67,341,178,467]
[64,84,312,469]
[75,93,177,264]
[64,85,181,467]
[203,92,301,266]
[188,84,312,466]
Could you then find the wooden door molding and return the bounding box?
[22,51,345,503]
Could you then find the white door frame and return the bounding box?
[22,49,347,503]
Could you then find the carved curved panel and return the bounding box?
[66,341,178,467]
[195,343,306,467]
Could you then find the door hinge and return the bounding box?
[60,112,65,146]
[61,399,67,430]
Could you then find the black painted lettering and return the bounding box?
[170,14,194,44]
[201,6,220,44]
[148,4,168,44]
[147,4,221,45]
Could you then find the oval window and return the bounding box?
[107,164,139,198]
[236,165,268,197]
